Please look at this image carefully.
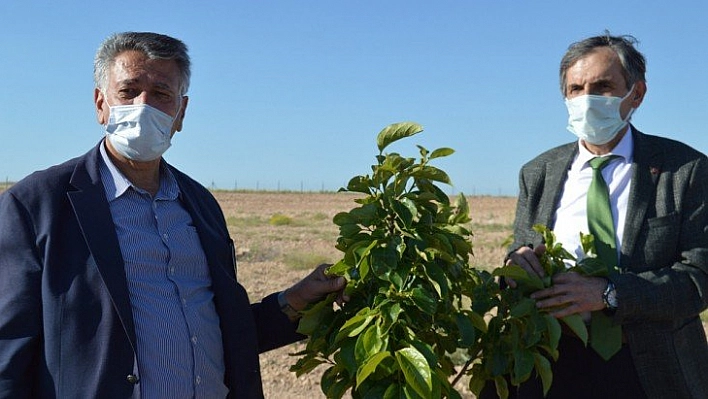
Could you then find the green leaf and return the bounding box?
[355,324,386,363]
[575,256,610,277]
[345,175,372,194]
[380,302,403,333]
[337,339,358,375]
[493,264,545,292]
[455,312,477,347]
[491,347,509,377]
[376,121,423,152]
[533,352,553,396]
[291,356,327,377]
[353,240,379,267]
[333,212,355,226]
[336,307,376,342]
[339,223,361,238]
[297,293,336,335]
[402,385,426,399]
[492,264,529,280]
[382,384,403,399]
[510,297,536,318]
[493,375,509,399]
[560,314,588,345]
[356,351,392,388]
[409,340,438,370]
[411,287,438,315]
[411,165,452,185]
[430,147,455,159]
[579,230,596,255]
[395,347,432,398]
[468,372,487,398]
[467,309,488,333]
[512,349,535,385]
[544,314,562,353]
[326,259,351,277]
[417,145,429,159]
[321,365,351,399]
[449,193,471,224]
[391,198,415,228]
[349,203,380,226]
[370,247,401,287]
[416,178,450,205]
[422,263,448,298]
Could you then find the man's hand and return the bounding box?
[530,272,607,318]
[505,244,547,288]
[283,264,347,311]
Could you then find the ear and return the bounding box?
[173,96,189,132]
[630,80,647,108]
[94,88,109,125]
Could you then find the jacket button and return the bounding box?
[126,374,139,384]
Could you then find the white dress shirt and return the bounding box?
[552,127,634,263]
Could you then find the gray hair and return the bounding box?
[559,32,646,96]
[93,32,191,95]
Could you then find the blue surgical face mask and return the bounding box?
[564,85,635,145]
[104,102,180,162]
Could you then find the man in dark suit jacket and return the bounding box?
[0,32,344,398]
[486,34,708,398]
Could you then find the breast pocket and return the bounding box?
[641,212,680,269]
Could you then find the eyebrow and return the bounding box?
[590,78,615,87]
[567,77,615,89]
[116,79,176,92]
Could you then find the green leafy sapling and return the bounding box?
[471,225,622,398]
[290,122,484,398]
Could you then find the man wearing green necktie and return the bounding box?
[482,33,708,399]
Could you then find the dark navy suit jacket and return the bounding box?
[0,142,302,398]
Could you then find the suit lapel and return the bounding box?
[67,145,137,347]
[174,174,236,281]
[620,129,662,267]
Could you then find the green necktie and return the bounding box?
[586,155,622,361]
[587,156,618,268]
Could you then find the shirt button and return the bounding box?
[191,336,198,344]
[196,376,202,385]
[126,374,139,384]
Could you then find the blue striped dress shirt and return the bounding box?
[99,144,228,398]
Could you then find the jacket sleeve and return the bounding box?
[252,293,304,353]
[0,191,42,397]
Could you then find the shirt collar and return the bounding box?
[576,125,634,169]
[99,141,180,201]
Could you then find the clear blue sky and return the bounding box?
[2,1,707,196]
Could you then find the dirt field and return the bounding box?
[217,191,516,398]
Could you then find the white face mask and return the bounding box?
[104,102,180,162]
[564,85,635,145]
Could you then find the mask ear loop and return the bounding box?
[169,97,185,133]
[102,90,113,128]
[619,84,636,124]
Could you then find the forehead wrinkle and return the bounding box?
[112,71,178,93]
